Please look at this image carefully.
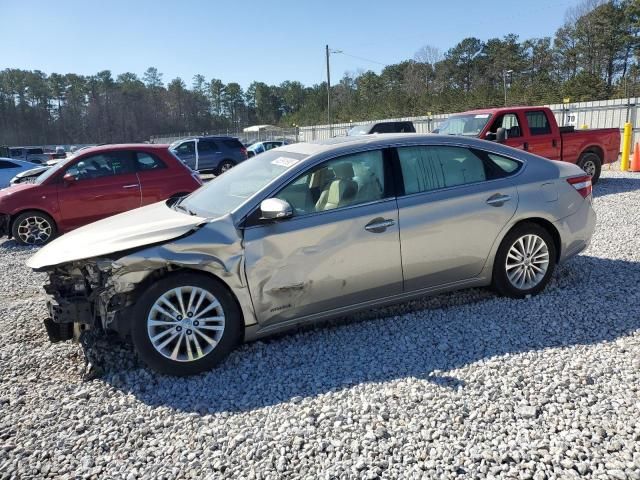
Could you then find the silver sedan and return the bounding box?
[28,134,595,376]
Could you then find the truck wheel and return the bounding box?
[11,211,57,246]
[578,152,601,184]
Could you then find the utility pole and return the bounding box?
[326,44,331,131]
[503,69,513,106]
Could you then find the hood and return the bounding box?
[27,201,206,270]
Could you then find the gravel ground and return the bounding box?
[1,169,640,479]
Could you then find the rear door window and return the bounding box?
[526,111,552,135]
[198,140,218,153]
[397,146,487,194]
[136,152,166,171]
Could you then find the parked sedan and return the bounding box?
[246,140,288,157]
[0,144,202,245]
[0,158,46,188]
[28,134,595,375]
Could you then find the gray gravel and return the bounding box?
[1,168,640,479]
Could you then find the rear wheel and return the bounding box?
[216,160,235,175]
[11,211,57,246]
[131,272,242,376]
[492,223,556,298]
[578,152,601,184]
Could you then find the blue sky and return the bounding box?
[1,0,578,89]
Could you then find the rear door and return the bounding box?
[57,151,141,230]
[197,140,221,170]
[395,145,520,291]
[522,110,561,160]
[135,151,175,204]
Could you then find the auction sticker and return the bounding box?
[271,157,299,168]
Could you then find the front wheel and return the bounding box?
[578,152,601,184]
[131,272,242,376]
[11,211,57,246]
[492,223,556,298]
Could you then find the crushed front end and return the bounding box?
[41,259,130,342]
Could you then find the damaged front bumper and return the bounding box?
[40,259,130,343]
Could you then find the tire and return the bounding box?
[491,222,557,299]
[130,272,242,376]
[216,160,235,175]
[577,152,601,184]
[11,210,57,246]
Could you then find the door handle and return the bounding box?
[122,184,139,189]
[552,139,558,148]
[523,142,529,151]
[365,218,395,233]
[486,193,512,207]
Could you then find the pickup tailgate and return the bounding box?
[560,128,620,164]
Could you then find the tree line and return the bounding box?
[1,0,638,146]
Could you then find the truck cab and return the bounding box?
[434,106,620,183]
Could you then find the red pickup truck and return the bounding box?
[434,106,620,183]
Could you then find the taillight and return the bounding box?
[240,147,248,159]
[566,175,592,198]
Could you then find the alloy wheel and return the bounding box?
[505,234,550,290]
[147,286,226,363]
[16,216,52,245]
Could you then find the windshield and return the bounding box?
[347,125,370,136]
[181,149,308,217]
[435,114,492,137]
[35,158,69,184]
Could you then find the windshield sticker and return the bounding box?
[271,157,299,168]
[474,114,490,118]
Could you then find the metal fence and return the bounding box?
[297,97,640,151]
[149,97,640,151]
[150,128,299,145]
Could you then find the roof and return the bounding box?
[455,106,548,115]
[74,143,170,155]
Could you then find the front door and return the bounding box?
[243,149,403,325]
[522,110,561,160]
[395,145,520,291]
[57,151,141,230]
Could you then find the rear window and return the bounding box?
[526,111,552,135]
[223,139,243,149]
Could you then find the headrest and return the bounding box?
[333,162,354,179]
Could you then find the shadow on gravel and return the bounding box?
[93,254,640,414]
[594,176,640,198]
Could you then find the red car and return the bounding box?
[0,144,202,245]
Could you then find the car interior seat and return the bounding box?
[315,162,358,211]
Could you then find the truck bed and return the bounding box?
[560,128,620,164]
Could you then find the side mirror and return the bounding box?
[63,173,77,185]
[260,198,293,220]
[496,127,507,143]
[485,131,497,141]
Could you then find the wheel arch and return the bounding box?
[505,217,561,263]
[580,145,604,163]
[115,265,247,337]
[9,208,58,237]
